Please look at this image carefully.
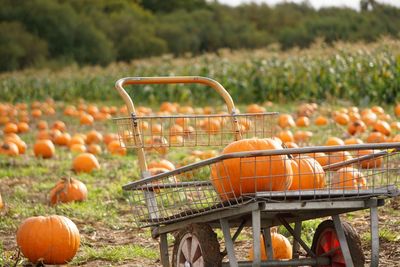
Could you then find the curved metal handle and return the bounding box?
[115,76,237,115]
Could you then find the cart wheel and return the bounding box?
[172,223,221,267]
[311,220,365,267]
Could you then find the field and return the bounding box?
[1,40,400,266]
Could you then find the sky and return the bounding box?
[217,0,400,10]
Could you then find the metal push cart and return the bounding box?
[114,76,400,267]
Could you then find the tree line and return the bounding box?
[0,0,399,72]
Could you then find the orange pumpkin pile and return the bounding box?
[211,138,293,200]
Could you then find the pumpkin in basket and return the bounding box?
[289,155,325,190]
[249,227,292,260]
[331,167,367,190]
[211,138,292,200]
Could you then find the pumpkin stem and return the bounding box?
[270,226,278,234]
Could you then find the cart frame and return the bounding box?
[115,76,400,267]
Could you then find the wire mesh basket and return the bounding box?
[114,113,278,149]
[123,143,400,227]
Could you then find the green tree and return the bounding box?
[0,21,48,71]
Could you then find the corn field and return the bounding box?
[1,38,399,105]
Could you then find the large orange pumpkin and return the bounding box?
[16,215,80,264]
[72,153,100,173]
[331,167,367,190]
[289,156,325,190]
[49,177,88,205]
[248,228,292,260]
[211,138,292,200]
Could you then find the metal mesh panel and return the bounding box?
[124,144,400,227]
[114,113,278,148]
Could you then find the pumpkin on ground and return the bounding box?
[0,142,19,156]
[211,138,292,200]
[16,215,80,264]
[0,193,3,209]
[34,140,55,159]
[49,177,88,205]
[148,159,176,171]
[249,228,292,260]
[289,156,325,190]
[331,167,367,190]
[72,153,100,173]
[354,149,383,169]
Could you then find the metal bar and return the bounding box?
[232,219,247,242]
[123,143,400,189]
[278,217,315,257]
[370,204,379,267]
[221,257,330,266]
[262,228,274,261]
[159,234,170,267]
[255,187,398,199]
[252,210,262,267]
[322,149,393,171]
[292,222,302,259]
[332,215,354,267]
[220,218,239,267]
[262,200,368,211]
[114,112,278,120]
[154,202,260,237]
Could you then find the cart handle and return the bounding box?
[115,76,237,115]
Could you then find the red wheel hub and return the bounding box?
[315,228,346,266]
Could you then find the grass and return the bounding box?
[71,244,158,265]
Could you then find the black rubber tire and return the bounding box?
[311,219,365,267]
[172,223,222,267]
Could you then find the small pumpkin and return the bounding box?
[16,215,80,264]
[314,116,329,126]
[296,116,310,127]
[0,142,19,156]
[34,140,55,158]
[70,144,87,153]
[332,167,367,190]
[107,140,127,156]
[334,112,349,126]
[278,114,295,128]
[72,153,100,173]
[289,156,325,190]
[211,138,292,200]
[373,120,391,136]
[49,177,88,205]
[0,192,3,209]
[148,159,176,171]
[249,228,292,260]
[278,130,294,143]
[347,120,366,135]
[52,120,67,132]
[17,122,30,133]
[366,132,386,143]
[325,137,344,146]
[54,132,72,146]
[86,130,103,144]
[4,122,18,134]
[87,144,102,155]
[80,113,94,125]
